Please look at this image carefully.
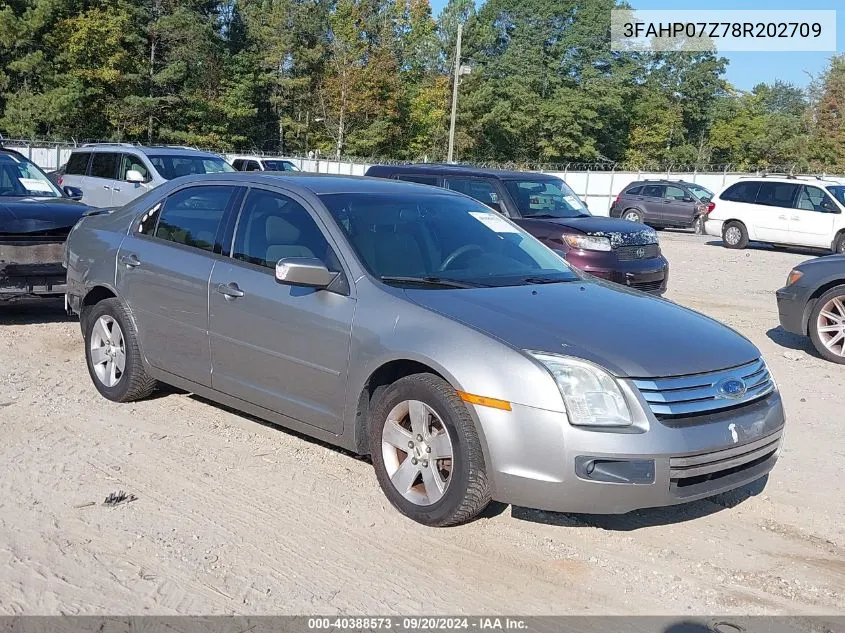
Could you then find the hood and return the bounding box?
[0,197,91,234]
[405,281,759,378]
[540,216,658,246]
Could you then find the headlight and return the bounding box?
[785,269,803,287]
[528,352,633,427]
[563,234,612,252]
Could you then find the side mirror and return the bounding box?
[683,196,694,203]
[63,185,83,201]
[275,257,336,288]
[126,170,145,183]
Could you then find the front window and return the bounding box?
[827,186,845,208]
[686,184,713,202]
[503,178,590,219]
[262,160,299,172]
[148,155,235,180]
[0,154,62,198]
[320,192,579,288]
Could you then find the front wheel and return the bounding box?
[809,286,845,364]
[369,374,491,526]
[833,233,845,255]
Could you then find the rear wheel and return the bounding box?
[722,221,748,249]
[693,215,706,235]
[622,209,643,223]
[83,298,157,402]
[809,286,845,364]
[369,373,491,526]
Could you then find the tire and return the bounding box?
[622,209,643,223]
[833,233,845,255]
[693,215,706,235]
[722,221,748,249]
[808,285,845,365]
[369,373,491,527]
[82,298,157,402]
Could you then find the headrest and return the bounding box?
[266,215,300,243]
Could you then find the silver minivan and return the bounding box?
[64,173,785,527]
[59,143,235,207]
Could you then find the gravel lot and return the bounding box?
[0,231,843,616]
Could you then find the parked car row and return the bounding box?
[60,171,786,526]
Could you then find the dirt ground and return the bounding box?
[0,231,843,616]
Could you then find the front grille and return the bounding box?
[669,429,782,491]
[615,244,660,261]
[632,358,774,419]
[630,279,664,293]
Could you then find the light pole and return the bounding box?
[447,24,471,164]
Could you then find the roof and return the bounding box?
[737,174,843,186]
[75,143,223,157]
[166,172,464,196]
[364,163,560,180]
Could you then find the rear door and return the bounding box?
[753,182,799,243]
[61,151,91,193]
[640,185,666,222]
[208,186,355,433]
[116,184,244,387]
[790,185,838,248]
[85,152,121,207]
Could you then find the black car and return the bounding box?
[0,147,89,300]
[777,255,845,364]
[610,179,715,233]
[365,164,669,294]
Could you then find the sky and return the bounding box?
[428,0,844,91]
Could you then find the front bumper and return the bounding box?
[473,390,784,515]
[0,239,68,298]
[580,256,669,295]
[776,285,811,336]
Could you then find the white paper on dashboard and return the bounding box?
[469,211,520,233]
[19,178,54,192]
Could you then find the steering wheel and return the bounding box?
[438,244,484,271]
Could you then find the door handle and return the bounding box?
[103,185,111,190]
[778,215,787,220]
[119,253,141,268]
[216,282,245,300]
[791,216,800,221]
[113,187,121,192]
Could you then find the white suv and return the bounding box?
[705,175,845,253]
[229,155,300,172]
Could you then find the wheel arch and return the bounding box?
[831,228,845,252]
[802,280,845,334]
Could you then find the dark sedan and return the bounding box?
[776,255,845,364]
[0,148,89,300]
[365,165,669,294]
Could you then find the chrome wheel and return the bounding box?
[90,315,126,388]
[816,296,845,357]
[381,399,454,506]
[724,226,742,246]
[624,211,641,222]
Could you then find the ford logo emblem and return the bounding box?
[717,378,747,400]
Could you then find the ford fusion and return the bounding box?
[64,174,785,526]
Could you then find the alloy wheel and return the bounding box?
[381,399,454,506]
[90,315,126,388]
[816,296,845,358]
[624,211,641,222]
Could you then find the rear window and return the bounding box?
[641,185,665,198]
[396,174,439,186]
[721,181,761,203]
[90,152,120,179]
[756,182,799,208]
[148,155,235,180]
[625,185,643,195]
[155,185,238,251]
[65,152,91,175]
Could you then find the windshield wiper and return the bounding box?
[520,276,576,285]
[380,276,488,289]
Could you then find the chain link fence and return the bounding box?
[5,138,844,215]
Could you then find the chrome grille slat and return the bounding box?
[633,358,774,418]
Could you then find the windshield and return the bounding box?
[827,186,845,208]
[686,184,714,202]
[503,178,590,219]
[320,192,580,288]
[148,155,235,180]
[0,154,62,198]
[263,160,298,172]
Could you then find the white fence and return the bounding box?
[9,142,843,216]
